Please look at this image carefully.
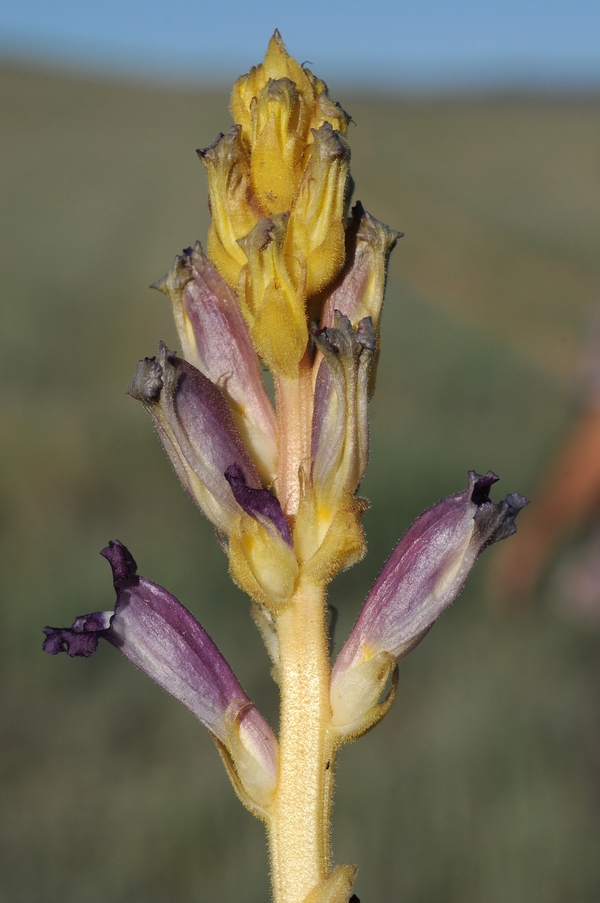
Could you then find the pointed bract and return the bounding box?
[249,77,308,215]
[198,126,259,287]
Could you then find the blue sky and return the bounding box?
[1,0,599,89]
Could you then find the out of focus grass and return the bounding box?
[1,61,600,902]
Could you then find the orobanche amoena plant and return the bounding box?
[44,33,527,903]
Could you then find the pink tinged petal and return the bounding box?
[42,541,278,801]
[333,472,528,681]
[225,463,292,546]
[127,343,260,535]
[311,313,375,502]
[330,473,527,732]
[153,244,278,483]
[321,202,402,332]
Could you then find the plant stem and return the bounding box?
[275,356,313,517]
[269,578,335,903]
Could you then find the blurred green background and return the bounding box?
[2,62,600,901]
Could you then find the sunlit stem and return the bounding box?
[275,353,314,516]
[268,577,336,903]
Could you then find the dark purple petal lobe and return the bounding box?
[42,611,112,657]
[225,463,292,546]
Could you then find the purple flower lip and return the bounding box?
[43,611,111,658]
[43,541,278,804]
[332,472,528,681]
[225,463,293,546]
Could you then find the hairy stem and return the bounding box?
[269,578,335,903]
[275,355,314,516]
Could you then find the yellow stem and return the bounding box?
[269,578,335,903]
[275,354,314,516]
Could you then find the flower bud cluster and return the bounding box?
[199,31,352,376]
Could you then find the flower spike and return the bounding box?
[42,31,527,903]
[330,472,528,734]
[43,541,279,811]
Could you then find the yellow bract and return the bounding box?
[237,215,307,377]
[228,512,299,610]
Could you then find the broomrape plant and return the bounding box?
[43,33,527,903]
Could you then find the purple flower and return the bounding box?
[153,244,277,483]
[43,541,278,808]
[312,313,375,508]
[127,343,261,536]
[330,472,528,731]
[321,202,401,334]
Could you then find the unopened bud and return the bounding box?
[231,30,316,146]
[322,203,401,334]
[311,314,376,519]
[250,78,308,215]
[237,215,307,375]
[286,123,350,297]
[198,126,258,287]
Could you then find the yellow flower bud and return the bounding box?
[231,30,316,147]
[285,123,350,297]
[237,215,307,376]
[198,126,258,286]
[249,77,308,215]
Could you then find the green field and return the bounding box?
[2,60,600,901]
